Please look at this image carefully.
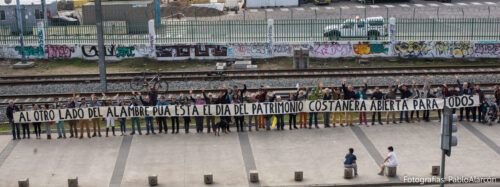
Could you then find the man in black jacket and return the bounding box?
[342,78,357,126]
[371,87,384,125]
[6,100,20,140]
[396,79,412,123]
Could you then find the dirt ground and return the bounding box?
[0,58,499,75]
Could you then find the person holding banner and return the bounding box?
[296,87,308,128]
[42,104,53,139]
[245,91,259,131]
[53,98,66,139]
[169,95,180,134]
[422,77,432,122]
[117,96,127,136]
[19,104,30,139]
[410,80,421,123]
[320,83,332,128]
[32,103,42,139]
[129,92,142,135]
[232,92,246,132]
[216,90,230,134]
[202,88,217,133]
[343,78,356,126]
[371,86,384,126]
[331,85,344,127]
[472,84,485,123]
[138,92,156,135]
[385,84,398,124]
[288,92,298,130]
[256,86,268,129]
[157,95,168,134]
[456,75,473,121]
[275,95,285,131]
[195,94,206,133]
[102,93,117,137]
[6,100,20,140]
[495,85,500,123]
[90,93,102,137]
[66,94,78,138]
[308,83,321,129]
[357,80,369,127]
[396,79,412,123]
[75,95,91,139]
[264,93,276,131]
[179,92,195,133]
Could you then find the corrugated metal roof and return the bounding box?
[0,0,58,6]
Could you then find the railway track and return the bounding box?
[1,65,499,85]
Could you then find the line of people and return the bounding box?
[5,77,499,140]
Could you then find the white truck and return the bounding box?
[323,16,388,40]
[225,0,239,11]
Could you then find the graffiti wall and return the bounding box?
[393,41,500,58]
[1,41,500,60]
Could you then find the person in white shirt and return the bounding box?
[378,146,398,175]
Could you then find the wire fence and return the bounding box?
[1,18,500,45]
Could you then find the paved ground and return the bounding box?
[0,120,498,186]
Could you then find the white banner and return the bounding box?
[13,96,479,123]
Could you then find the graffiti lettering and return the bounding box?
[45,45,75,59]
[353,43,388,55]
[313,44,351,57]
[82,45,115,57]
[116,46,135,57]
[474,43,500,55]
[393,41,430,58]
[15,46,44,57]
[156,45,227,58]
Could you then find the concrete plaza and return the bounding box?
[0,121,498,187]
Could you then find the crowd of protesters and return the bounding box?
[5,76,500,140]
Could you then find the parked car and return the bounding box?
[225,0,239,11]
[323,16,387,40]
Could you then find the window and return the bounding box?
[0,10,5,20]
[35,9,43,19]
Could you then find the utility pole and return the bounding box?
[155,0,161,27]
[16,0,26,64]
[41,0,47,25]
[95,0,107,92]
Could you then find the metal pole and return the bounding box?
[95,0,107,92]
[488,6,490,19]
[440,144,446,187]
[16,0,26,64]
[155,0,161,27]
[41,0,46,25]
[412,8,415,19]
[437,7,439,19]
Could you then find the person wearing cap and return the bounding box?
[90,93,102,137]
[202,87,217,133]
[75,94,91,139]
[357,79,369,126]
[255,85,268,129]
[169,95,180,134]
[275,94,285,130]
[296,87,309,128]
[157,95,168,134]
[194,92,205,133]
[320,82,332,128]
[342,78,357,126]
[138,91,156,135]
[307,83,321,129]
[130,91,142,135]
[331,85,343,127]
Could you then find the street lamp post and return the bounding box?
[15,0,26,64]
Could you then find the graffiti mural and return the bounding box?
[474,43,500,55]
[353,43,389,55]
[15,46,44,57]
[156,45,227,58]
[45,45,75,59]
[81,45,141,58]
[312,43,352,57]
[272,44,310,56]
[229,44,269,58]
[116,46,135,57]
[393,41,430,58]
[82,45,116,57]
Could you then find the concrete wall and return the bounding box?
[2,41,500,60]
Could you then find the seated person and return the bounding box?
[378,146,398,176]
[344,148,358,176]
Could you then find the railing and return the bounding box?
[1,18,500,45]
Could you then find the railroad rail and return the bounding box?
[1,65,499,85]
